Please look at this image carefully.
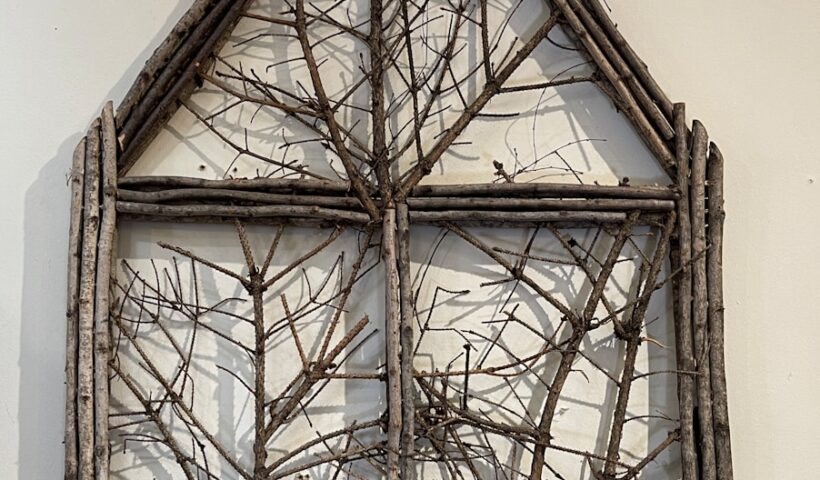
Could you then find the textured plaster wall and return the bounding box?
[0,0,818,478]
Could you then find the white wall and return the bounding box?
[0,0,818,478]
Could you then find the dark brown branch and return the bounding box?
[620,429,680,480]
[707,141,734,480]
[262,315,371,441]
[410,182,677,200]
[445,223,575,320]
[369,0,392,204]
[110,362,197,480]
[117,201,370,224]
[498,75,595,93]
[602,212,675,476]
[182,102,326,180]
[293,0,380,220]
[112,312,252,478]
[265,420,382,475]
[672,103,699,480]
[529,212,639,480]
[690,119,717,480]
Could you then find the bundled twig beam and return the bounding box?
[118,0,234,145]
[549,0,676,175]
[582,0,674,120]
[116,201,372,224]
[117,187,675,212]
[119,176,676,200]
[409,209,629,224]
[566,0,674,141]
[407,196,674,211]
[116,213,347,229]
[116,188,365,209]
[118,175,352,194]
[116,201,669,229]
[115,0,220,126]
[411,182,677,200]
[118,1,254,173]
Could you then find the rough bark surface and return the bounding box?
[673,103,699,480]
[64,137,86,480]
[92,102,117,479]
[691,120,717,480]
[77,119,102,480]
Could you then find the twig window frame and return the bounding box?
[62,1,733,479]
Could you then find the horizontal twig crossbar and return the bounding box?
[117,188,675,212]
[115,179,674,228]
[117,205,666,228]
[119,176,677,200]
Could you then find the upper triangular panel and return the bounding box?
[120,0,676,188]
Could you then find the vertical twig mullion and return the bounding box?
[396,203,415,479]
[383,208,402,479]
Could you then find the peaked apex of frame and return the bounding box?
[99,0,708,181]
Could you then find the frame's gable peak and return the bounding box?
[112,0,680,184]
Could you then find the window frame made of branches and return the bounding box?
[62,1,733,479]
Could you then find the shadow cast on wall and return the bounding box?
[18,2,195,478]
